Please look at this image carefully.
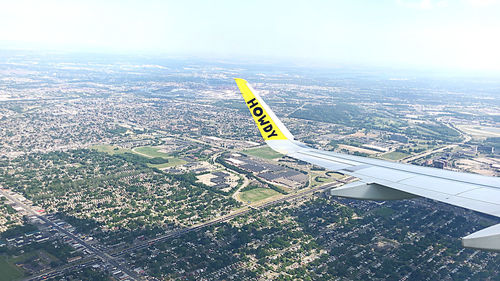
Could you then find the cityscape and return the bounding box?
[0,51,499,280]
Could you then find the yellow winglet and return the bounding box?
[234,78,290,141]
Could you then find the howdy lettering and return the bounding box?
[247,98,279,138]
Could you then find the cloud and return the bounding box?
[464,0,499,6]
[396,0,448,9]
[398,0,499,9]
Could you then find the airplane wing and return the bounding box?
[234,78,500,251]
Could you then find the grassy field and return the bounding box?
[92,145,186,168]
[91,144,132,155]
[135,146,187,168]
[239,188,280,203]
[134,146,171,158]
[311,175,335,187]
[381,151,409,160]
[325,171,346,179]
[457,125,500,138]
[0,256,24,281]
[243,146,283,160]
[148,158,187,169]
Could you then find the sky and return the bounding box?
[1,0,500,72]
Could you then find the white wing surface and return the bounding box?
[235,78,500,251]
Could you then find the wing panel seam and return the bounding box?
[310,150,497,189]
[352,173,500,208]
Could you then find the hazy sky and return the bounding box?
[1,0,500,72]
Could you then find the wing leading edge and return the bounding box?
[234,78,500,251]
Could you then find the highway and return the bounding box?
[402,124,472,164]
[0,189,140,281]
[22,258,99,281]
[1,175,354,280]
[110,177,353,258]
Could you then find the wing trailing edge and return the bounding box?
[462,223,500,251]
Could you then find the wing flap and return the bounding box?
[462,223,500,251]
[330,181,418,200]
[346,172,500,217]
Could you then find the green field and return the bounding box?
[92,145,186,168]
[134,146,170,158]
[381,151,409,160]
[91,144,132,155]
[325,171,345,179]
[311,175,335,187]
[147,157,187,169]
[135,146,187,168]
[243,146,283,160]
[239,188,280,203]
[0,256,24,281]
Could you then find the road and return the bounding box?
[286,102,308,117]
[0,189,140,281]
[402,123,472,164]
[1,173,354,280]
[22,258,99,281]
[401,143,459,163]
[231,174,250,202]
[110,177,354,258]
